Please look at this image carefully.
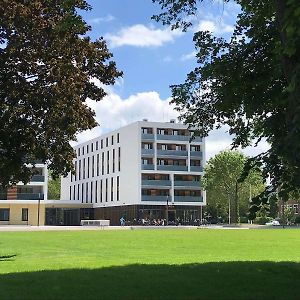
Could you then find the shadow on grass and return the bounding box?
[0,261,299,300]
[0,254,17,261]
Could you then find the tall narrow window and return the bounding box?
[117,133,120,143]
[111,135,114,145]
[73,185,76,200]
[77,184,80,201]
[69,186,71,200]
[112,149,115,173]
[106,137,108,147]
[90,181,93,203]
[105,178,108,202]
[92,156,95,177]
[81,183,84,203]
[82,146,85,155]
[118,147,121,171]
[78,148,81,156]
[91,143,94,152]
[102,152,104,175]
[101,139,103,149]
[100,180,103,203]
[87,157,90,178]
[87,144,89,153]
[95,180,98,203]
[117,176,119,201]
[22,208,28,221]
[79,160,81,180]
[111,177,114,201]
[107,151,110,174]
[86,182,88,203]
[97,154,99,176]
[83,158,86,179]
[96,141,99,150]
[75,161,77,181]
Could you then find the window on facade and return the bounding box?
[83,158,86,179]
[92,156,95,177]
[79,160,81,180]
[73,185,76,200]
[95,181,98,203]
[22,208,28,221]
[173,130,179,135]
[142,127,153,134]
[157,128,165,135]
[117,133,120,143]
[97,154,100,176]
[157,159,165,165]
[111,178,114,201]
[77,184,80,201]
[87,144,89,154]
[96,141,99,150]
[86,182,88,203]
[87,157,90,178]
[105,179,108,202]
[106,137,108,147]
[191,160,201,166]
[91,143,94,152]
[113,149,115,173]
[101,139,103,149]
[78,148,81,156]
[69,186,72,200]
[90,181,93,204]
[111,135,114,145]
[100,180,103,202]
[191,145,201,152]
[142,143,153,149]
[81,184,84,203]
[82,147,85,155]
[107,151,110,174]
[102,153,104,175]
[74,161,77,181]
[117,176,119,201]
[0,209,10,221]
[118,147,121,171]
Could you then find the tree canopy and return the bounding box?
[152,0,300,217]
[0,0,122,186]
[203,151,265,223]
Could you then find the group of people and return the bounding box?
[119,217,207,226]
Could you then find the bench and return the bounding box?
[80,219,110,227]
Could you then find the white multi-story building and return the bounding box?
[61,120,206,225]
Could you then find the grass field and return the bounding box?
[0,229,300,300]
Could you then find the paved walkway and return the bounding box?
[0,225,255,231]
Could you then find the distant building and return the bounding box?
[60,120,206,225]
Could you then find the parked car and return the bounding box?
[265,220,280,226]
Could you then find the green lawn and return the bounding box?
[0,229,299,300]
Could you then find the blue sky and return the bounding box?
[76,0,268,160]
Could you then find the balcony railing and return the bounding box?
[141,133,155,140]
[141,149,154,155]
[141,195,170,201]
[190,166,203,172]
[190,151,202,158]
[174,181,201,187]
[157,134,190,141]
[157,165,188,171]
[174,196,203,202]
[142,180,171,186]
[17,193,44,200]
[142,164,155,170]
[30,175,45,182]
[157,150,188,157]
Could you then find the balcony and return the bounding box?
[157,134,190,141]
[190,151,202,158]
[174,181,201,187]
[157,165,188,171]
[190,166,203,172]
[141,133,155,140]
[30,175,45,182]
[17,193,44,200]
[174,196,203,202]
[141,149,154,155]
[157,150,188,157]
[142,164,155,170]
[142,180,171,187]
[141,195,170,201]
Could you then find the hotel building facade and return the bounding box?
[61,120,206,225]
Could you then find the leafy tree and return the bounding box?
[0,0,122,186]
[48,173,61,200]
[152,0,300,217]
[202,151,265,223]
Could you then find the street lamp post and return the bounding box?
[166,195,169,226]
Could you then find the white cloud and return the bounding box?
[194,19,234,35]
[105,24,183,48]
[75,91,178,144]
[89,15,115,24]
[181,50,197,61]
[75,89,269,162]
